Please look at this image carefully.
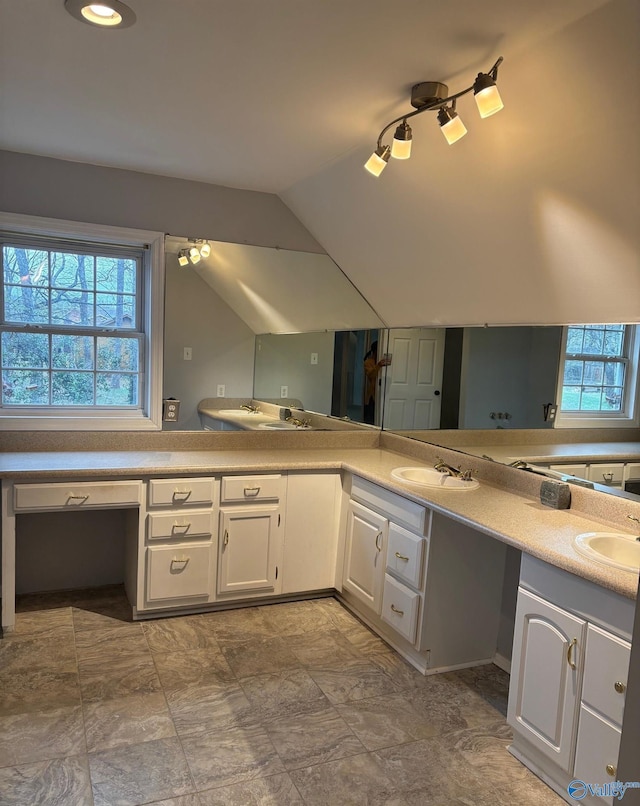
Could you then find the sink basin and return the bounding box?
[258,421,298,429]
[218,408,257,416]
[391,466,480,490]
[574,532,640,573]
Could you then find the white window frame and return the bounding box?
[555,324,640,429]
[0,212,164,431]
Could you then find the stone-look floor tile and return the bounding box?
[336,692,441,751]
[290,752,409,806]
[149,796,202,806]
[239,668,329,721]
[453,664,510,716]
[89,736,194,806]
[0,627,77,674]
[142,614,220,653]
[199,606,279,648]
[339,620,390,655]
[153,647,235,689]
[287,629,364,668]
[259,600,334,636]
[308,658,402,704]
[312,597,363,631]
[74,622,148,661]
[181,724,285,791]
[0,705,86,768]
[12,607,74,636]
[198,772,304,805]
[221,637,301,678]
[0,668,81,716]
[0,755,92,806]
[71,599,133,631]
[78,651,163,703]
[166,681,258,738]
[83,691,176,753]
[366,649,430,691]
[373,738,486,801]
[264,703,365,771]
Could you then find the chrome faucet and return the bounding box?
[508,460,529,469]
[434,457,463,478]
[286,416,311,428]
[627,515,640,540]
[241,403,259,413]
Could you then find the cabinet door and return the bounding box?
[343,500,387,614]
[218,506,281,596]
[508,588,586,773]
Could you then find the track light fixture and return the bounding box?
[178,240,212,266]
[364,57,504,177]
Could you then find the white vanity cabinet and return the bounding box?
[508,556,634,804]
[217,474,285,600]
[343,499,389,613]
[141,477,218,612]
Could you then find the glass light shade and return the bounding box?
[178,253,189,267]
[199,242,211,258]
[475,84,504,118]
[364,146,390,177]
[391,137,412,160]
[440,114,467,145]
[81,4,123,25]
[189,247,201,264]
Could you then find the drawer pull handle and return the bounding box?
[567,637,577,670]
[614,681,626,694]
[172,522,191,534]
[172,490,192,502]
[375,531,383,552]
[390,604,405,616]
[606,764,616,777]
[243,486,261,497]
[223,529,229,547]
[395,552,409,561]
[67,494,89,505]
[170,557,190,571]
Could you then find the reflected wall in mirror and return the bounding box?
[379,325,640,500]
[162,236,384,430]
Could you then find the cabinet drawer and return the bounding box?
[148,477,214,507]
[387,523,426,590]
[147,510,214,541]
[221,474,283,503]
[351,475,427,534]
[146,544,213,601]
[14,480,141,512]
[381,574,420,644]
[581,624,631,727]
[574,705,621,804]
[587,463,624,486]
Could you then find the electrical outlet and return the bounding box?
[280,385,288,398]
[216,384,225,397]
[183,347,192,361]
[310,353,318,365]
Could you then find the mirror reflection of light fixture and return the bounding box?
[364,57,503,176]
[189,247,201,265]
[178,250,189,267]
[64,0,137,28]
[199,241,211,259]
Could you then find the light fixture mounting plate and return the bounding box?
[410,82,449,109]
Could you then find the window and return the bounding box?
[556,324,639,428]
[0,213,164,430]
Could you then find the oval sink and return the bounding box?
[391,466,479,490]
[574,532,640,573]
[258,421,298,430]
[219,409,257,416]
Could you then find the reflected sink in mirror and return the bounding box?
[574,532,640,573]
[258,421,298,430]
[391,466,480,490]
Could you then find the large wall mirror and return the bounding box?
[163,236,385,430]
[377,325,640,500]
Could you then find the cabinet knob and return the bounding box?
[614,681,626,694]
[606,764,616,777]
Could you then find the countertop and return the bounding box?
[1,445,638,600]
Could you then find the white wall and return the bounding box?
[253,332,335,414]
[282,0,639,328]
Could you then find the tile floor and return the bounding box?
[0,587,565,805]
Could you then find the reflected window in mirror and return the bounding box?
[556,324,639,429]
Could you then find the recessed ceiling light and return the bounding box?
[64,0,136,29]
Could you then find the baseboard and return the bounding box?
[493,652,512,674]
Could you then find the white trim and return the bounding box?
[0,212,165,430]
[555,324,640,429]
